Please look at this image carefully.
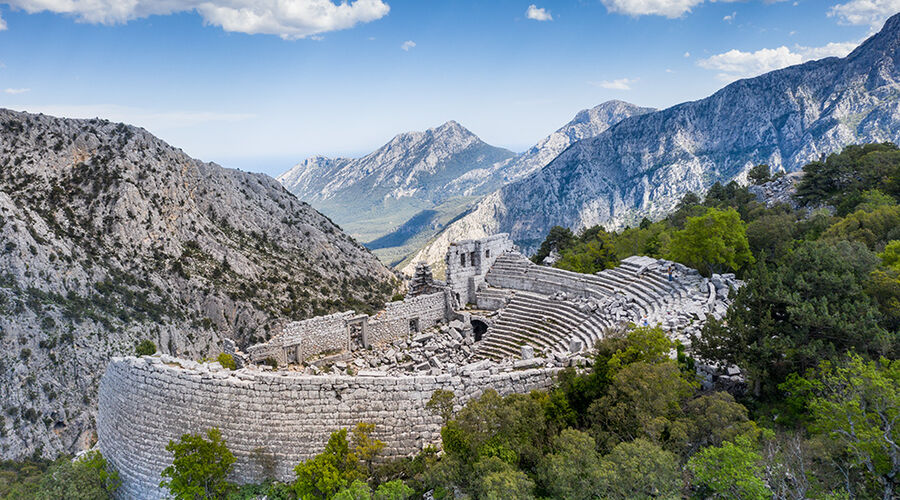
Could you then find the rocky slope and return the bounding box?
[401,101,654,276]
[0,109,395,459]
[411,13,900,263]
[495,100,655,184]
[278,121,515,241]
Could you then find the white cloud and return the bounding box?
[723,11,736,22]
[592,78,636,90]
[684,51,691,58]
[698,40,860,81]
[798,41,860,59]
[526,4,552,21]
[829,0,900,28]
[3,88,29,94]
[0,13,6,30]
[400,40,415,51]
[600,0,739,19]
[0,0,390,39]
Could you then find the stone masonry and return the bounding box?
[97,234,742,499]
[98,355,558,499]
[445,234,513,306]
[247,291,448,366]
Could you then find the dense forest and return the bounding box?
[3,143,900,499]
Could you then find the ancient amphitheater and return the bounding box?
[98,235,740,498]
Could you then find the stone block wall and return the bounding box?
[367,292,447,346]
[445,234,513,305]
[97,356,558,500]
[247,311,354,365]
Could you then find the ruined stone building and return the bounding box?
[98,234,740,498]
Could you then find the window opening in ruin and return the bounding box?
[348,323,363,351]
[460,253,466,267]
[472,320,488,342]
[485,249,490,258]
[409,318,420,333]
[469,252,476,267]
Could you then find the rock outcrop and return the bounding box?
[401,101,653,276]
[412,13,900,259]
[0,109,395,459]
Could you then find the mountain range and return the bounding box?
[278,102,653,268]
[0,110,394,459]
[405,12,900,272]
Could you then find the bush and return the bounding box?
[35,450,120,500]
[261,357,278,369]
[135,340,156,357]
[747,164,771,185]
[161,428,235,500]
[216,353,237,370]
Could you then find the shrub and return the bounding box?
[161,428,235,500]
[135,340,156,357]
[216,353,236,370]
[35,450,120,499]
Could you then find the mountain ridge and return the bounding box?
[407,12,900,267]
[0,109,395,459]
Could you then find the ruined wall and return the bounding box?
[445,234,513,304]
[98,356,559,500]
[367,292,447,346]
[246,311,354,365]
[485,253,609,300]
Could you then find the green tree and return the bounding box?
[472,457,535,500]
[796,143,900,212]
[589,361,696,452]
[746,212,797,261]
[692,239,895,399]
[35,451,120,500]
[782,354,900,499]
[823,204,900,250]
[161,428,235,500]
[747,164,772,185]
[554,239,618,274]
[880,240,900,270]
[687,435,771,500]
[333,480,371,500]
[425,389,455,424]
[373,480,413,500]
[667,207,754,276]
[537,429,603,500]
[135,339,156,356]
[684,392,759,452]
[532,226,576,264]
[438,390,550,494]
[294,429,361,500]
[599,438,681,500]
[351,423,385,477]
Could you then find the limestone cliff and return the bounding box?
[402,101,653,276]
[414,13,900,259]
[0,109,395,459]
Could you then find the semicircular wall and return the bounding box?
[98,355,558,499]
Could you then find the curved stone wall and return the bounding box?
[98,355,559,499]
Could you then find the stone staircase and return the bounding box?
[474,252,726,360]
[474,291,606,360]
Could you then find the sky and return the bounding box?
[0,0,895,177]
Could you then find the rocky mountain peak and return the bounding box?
[407,14,900,270]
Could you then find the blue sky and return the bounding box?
[0,0,892,177]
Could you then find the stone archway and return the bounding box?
[471,319,488,342]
